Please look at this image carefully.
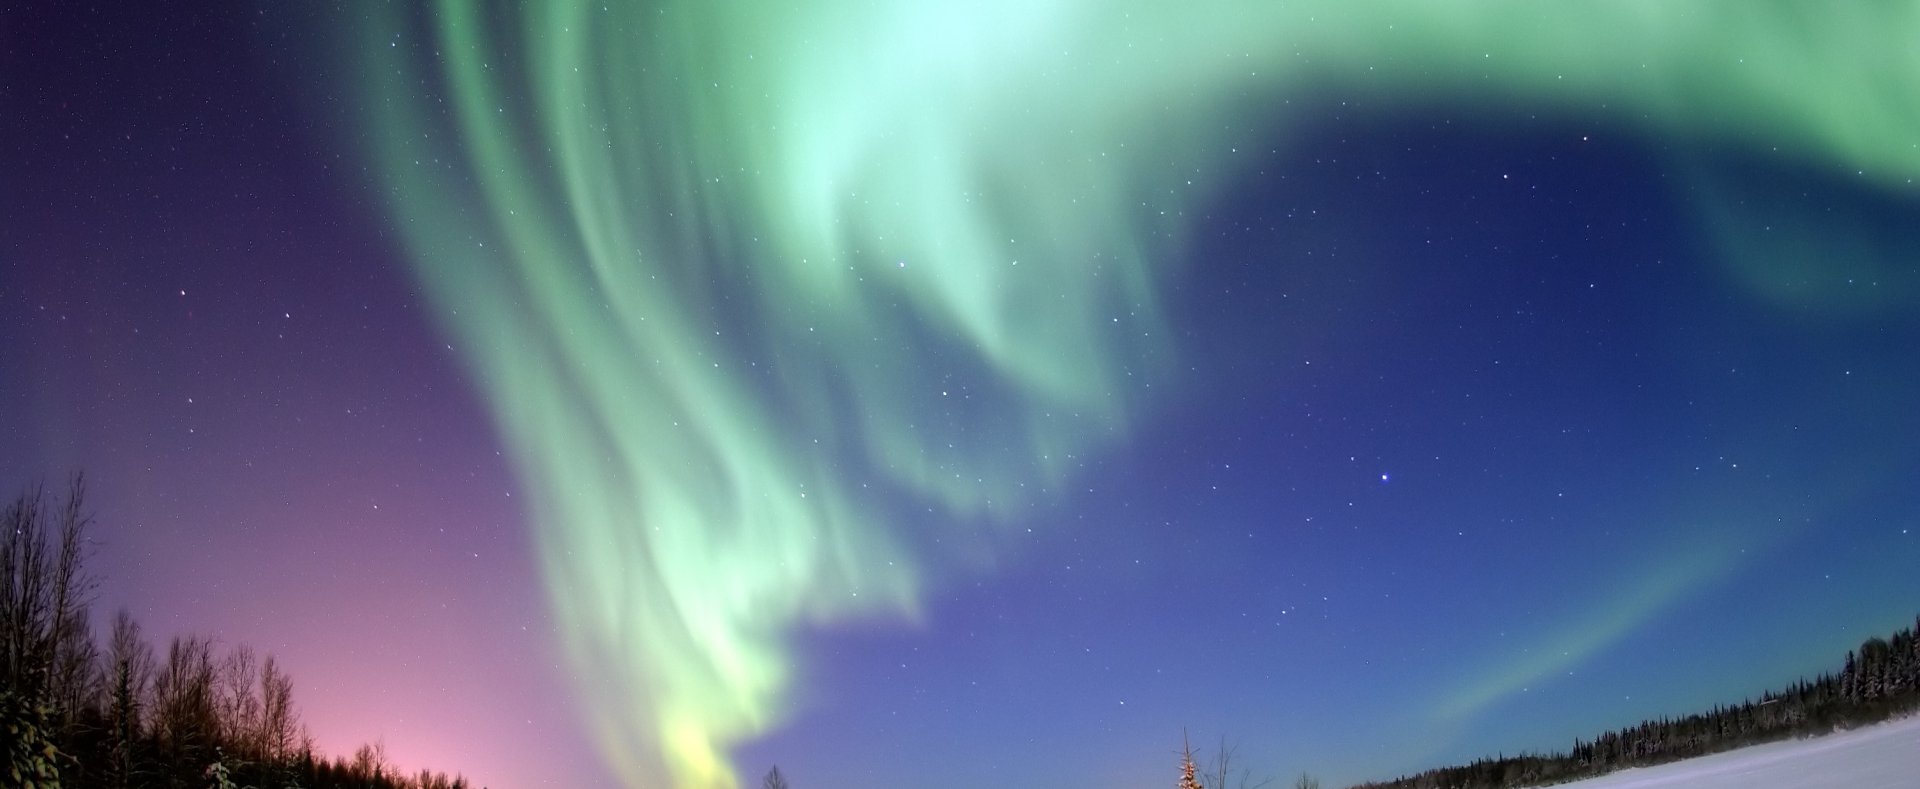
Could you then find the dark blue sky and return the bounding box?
[5,4,1918,788]
[734,109,1920,786]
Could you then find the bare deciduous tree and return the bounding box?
[152,634,220,772]
[218,643,261,756]
[260,653,299,762]
[352,738,392,781]
[1205,736,1275,789]
[1,475,96,787]
[416,767,460,789]
[1,475,95,702]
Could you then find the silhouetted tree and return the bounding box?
[104,608,155,788]
[352,738,392,783]
[1,475,93,786]
[217,643,261,757]
[260,653,299,763]
[1203,736,1273,789]
[152,634,219,782]
[762,764,790,789]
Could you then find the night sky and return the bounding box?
[4,3,1918,789]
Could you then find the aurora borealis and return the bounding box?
[5,2,1919,788]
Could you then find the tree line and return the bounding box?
[4,476,476,789]
[1349,614,1920,789]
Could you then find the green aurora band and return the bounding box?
[347,2,1918,786]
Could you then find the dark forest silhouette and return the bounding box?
[1348,617,1920,789]
[3,477,476,789]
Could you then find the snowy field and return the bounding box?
[1529,715,1920,789]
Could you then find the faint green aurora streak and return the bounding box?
[1436,538,1743,723]
[346,2,1918,786]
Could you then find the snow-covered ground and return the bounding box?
[1532,715,1920,789]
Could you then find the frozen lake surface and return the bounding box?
[1530,715,1920,789]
